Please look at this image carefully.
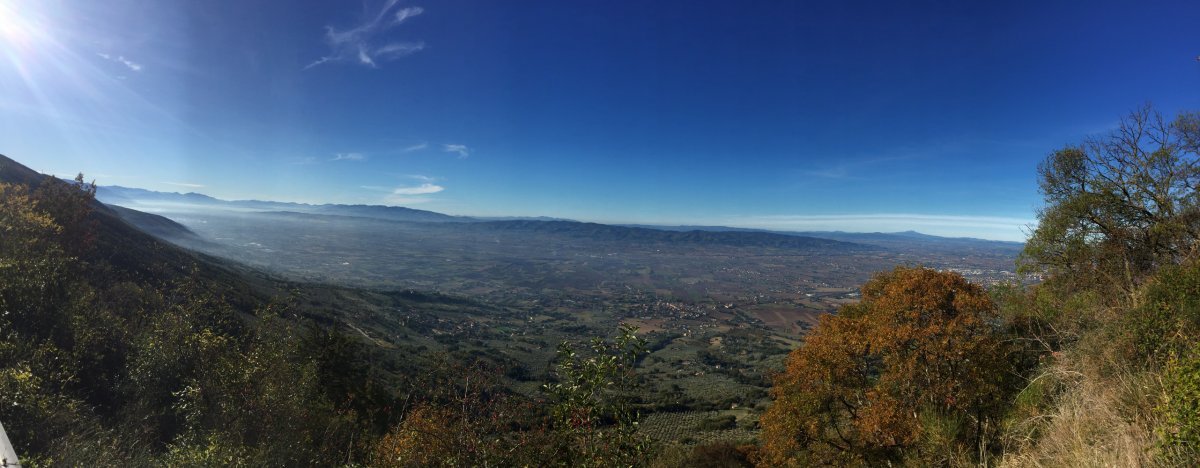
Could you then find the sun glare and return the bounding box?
[0,1,42,50]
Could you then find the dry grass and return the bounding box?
[998,337,1165,468]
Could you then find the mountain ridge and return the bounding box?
[97,185,469,223]
[469,219,871,251]
[98,184,1019,247]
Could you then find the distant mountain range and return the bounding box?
[93,184,1021,255]
[95,186,870,252]
[464,220,871,251]
[97,185,467,223]
[620,225,1024,257]
[622,224,1021,246]
[786,230,1024,255]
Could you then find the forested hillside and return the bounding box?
[0,157,654,466]
[1,158,391,465]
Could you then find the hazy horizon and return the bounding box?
[91,181,1027,241]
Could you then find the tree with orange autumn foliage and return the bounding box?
[371,404,461,467]
[368,359,541,467]
[758,267,1017,466]
[370,327,650,467]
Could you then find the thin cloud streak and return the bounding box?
[443,143,470,158]
[405,174,437,182]
[391,183,443,195]
[383,179,444,205]
[331,152,366,161]
[362,177,441,204]
[401,142,429,152]
[96,53,142,72]
[306,1,426,69]
[374,42,424,60]
[391,6,424,24]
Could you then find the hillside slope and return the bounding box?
[0,154,533,465]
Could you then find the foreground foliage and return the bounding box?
[758,267,1020,466]
[996,107,1200,466]
[1021,105,1200,302]
[371,326,651,467]
[0,174,395,465]
[756,106,1200,467]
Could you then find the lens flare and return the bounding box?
[0,0,46,52]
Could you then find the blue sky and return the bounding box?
[1,0,1198,240]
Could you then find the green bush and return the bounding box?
[1157,342,1200,463]
[681,442,754,467]
[1124,264,1200,365]
[696,415,737,431]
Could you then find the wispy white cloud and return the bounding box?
[380,179,445,205]
[306,1,426,69]
[164,181,205,189]
[391,183,443,195]
[405,174,437,182]
[305,57,332,69]
[401,142,429,152]
[331,152,366,161]
[443,143,470,158]
[96,52,143,72]
[391,6,424,25]
[374,42,424,60]
[361,176,440,199]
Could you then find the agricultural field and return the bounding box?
[641,410,760,445]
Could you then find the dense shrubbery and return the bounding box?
[370,327,651,467]
[1123,263,1200,364]
[1011,107,1200,466]
[0,174,402,465]
[1159,342,1200,460]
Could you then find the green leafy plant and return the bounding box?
[543,323,652,467]
[1157,343,1200,463]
